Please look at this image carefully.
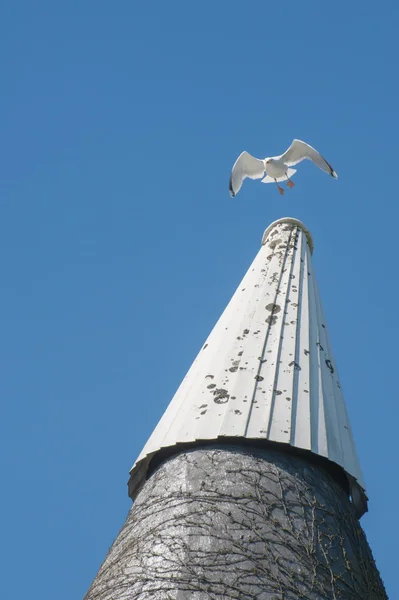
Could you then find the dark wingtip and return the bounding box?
[229,176,235,197]
[322,155,338,180]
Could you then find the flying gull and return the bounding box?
[229,139,338,197]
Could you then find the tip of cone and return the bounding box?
[262,217,314,254]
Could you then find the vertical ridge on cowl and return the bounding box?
[128,217,367,516]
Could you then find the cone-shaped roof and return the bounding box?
[129,218,367,516]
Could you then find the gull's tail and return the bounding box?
[262,168,297,184]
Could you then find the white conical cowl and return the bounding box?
[129,218,367,516]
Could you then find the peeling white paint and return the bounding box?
[129,218,367,516]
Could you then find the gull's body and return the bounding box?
[229,139,338,197]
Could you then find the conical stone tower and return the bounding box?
[85,218,387,600]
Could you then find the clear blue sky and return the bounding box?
[1,2,397,598]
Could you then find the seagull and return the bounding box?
[229,139,338,197]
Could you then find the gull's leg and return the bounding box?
[275,179,284,196]
[286,173,295,188]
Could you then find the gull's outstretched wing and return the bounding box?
[229,151,265,197]
[280,139,338,179]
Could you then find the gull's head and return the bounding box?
[266,158,273,164]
